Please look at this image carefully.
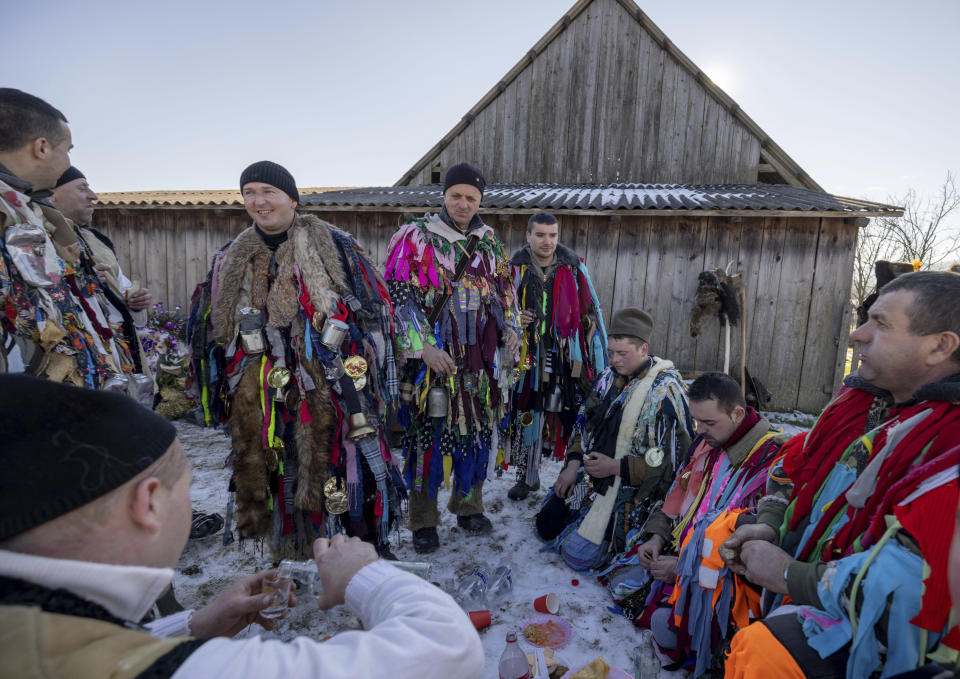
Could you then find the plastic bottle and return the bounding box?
[456,566,489,606]
[486,563,514,601]
[499,631,530,679]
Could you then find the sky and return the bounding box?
[4,0,959,205]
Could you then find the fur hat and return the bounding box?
[240,160,299,203]
[0,374,177,540]
[609,307,653,344]
[442,162,486,197]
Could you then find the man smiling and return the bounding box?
[192,161,405,559]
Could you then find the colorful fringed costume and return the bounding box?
[383,208,518,528]
[601,409,784,675]
[726,373,960,679]
[536,359,693,571]
[506,243,607,490]
[189,214,404,557]
[1,166,149,394]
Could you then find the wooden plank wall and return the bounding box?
[405,0,761,187]
[92,207,856,412]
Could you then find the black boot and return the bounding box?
[412,527,440,554]
[508,481,530,501]
[456,514,493,533]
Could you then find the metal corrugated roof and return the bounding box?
[301,183,902,216]
[96,188,347,207]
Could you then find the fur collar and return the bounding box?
[212,213,349,344]
[510,242,580,267]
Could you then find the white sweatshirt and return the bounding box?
[0,552,483,679]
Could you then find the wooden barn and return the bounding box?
[94,0,900,412]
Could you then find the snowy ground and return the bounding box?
[173,413,809,678]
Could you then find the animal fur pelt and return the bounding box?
[231,364,272,538]
[215,213,350,538]
[856,260,915,327]
[212,214,349,345]
[689,268,742,337]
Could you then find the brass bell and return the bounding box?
[324,477,348,515]
[346,412,378,441]
[264,442,283,471]
[518,411,535,428]
[266,366,291,389]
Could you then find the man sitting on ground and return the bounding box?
[535,308,692,571]
[0,374,483,679]
[723,271,960,679]
[602,372,786,676]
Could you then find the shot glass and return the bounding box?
[260,572,293,619]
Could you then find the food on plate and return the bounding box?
[524,648,568,679]
[567,656,610,679]
[523,620,566,646]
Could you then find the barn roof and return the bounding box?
[302,183,901,217]
[95,188,345,208]
[397,0,821,191]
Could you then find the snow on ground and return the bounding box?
[173,411,811,678]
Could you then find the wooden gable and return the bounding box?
[397,0,818,190]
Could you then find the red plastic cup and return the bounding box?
[533,593,559,614]
[468,609,492,630]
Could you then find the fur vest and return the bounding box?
[211,214,352,539]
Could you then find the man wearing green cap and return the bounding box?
[0,374,483,678]
[535,307,693,571]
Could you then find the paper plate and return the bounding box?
[521,613,574,649]
[559,661,633,679]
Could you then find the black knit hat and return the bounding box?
[240,161,299,203]
[55,166,85,188]
[0,374,178,541]
[442,162,486,197]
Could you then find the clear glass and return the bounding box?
[260,571,293,619]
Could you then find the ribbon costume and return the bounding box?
[506,241,607,495]
[384,185,519,544]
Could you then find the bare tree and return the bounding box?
[851,218,901,311]
[876,171,960,268]
[851,171,960,310]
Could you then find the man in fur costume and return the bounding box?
[506,211,607,501]
[203,161,404,559]
[0,88,142,395]
[383,162,520,554]
[535,308,693,571]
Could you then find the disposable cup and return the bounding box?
[260,574,293,619]
[467,609,492,630]
[533,592,559,614]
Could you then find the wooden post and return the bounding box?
[739,286,747,397]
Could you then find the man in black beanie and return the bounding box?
[382,162,521,553]
[50,166,155,401]
[0,374,483,678]
[186,161,406,560]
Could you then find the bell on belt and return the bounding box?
[267,366,291,402]
[518,411,535,428]
[319,317,349,350]
[346,412,377,441]
[544,384,563,413]
[427,385,448,418]
[324,476,348,515]
[343,355,368,390]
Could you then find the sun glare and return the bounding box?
[703,64,736,94]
